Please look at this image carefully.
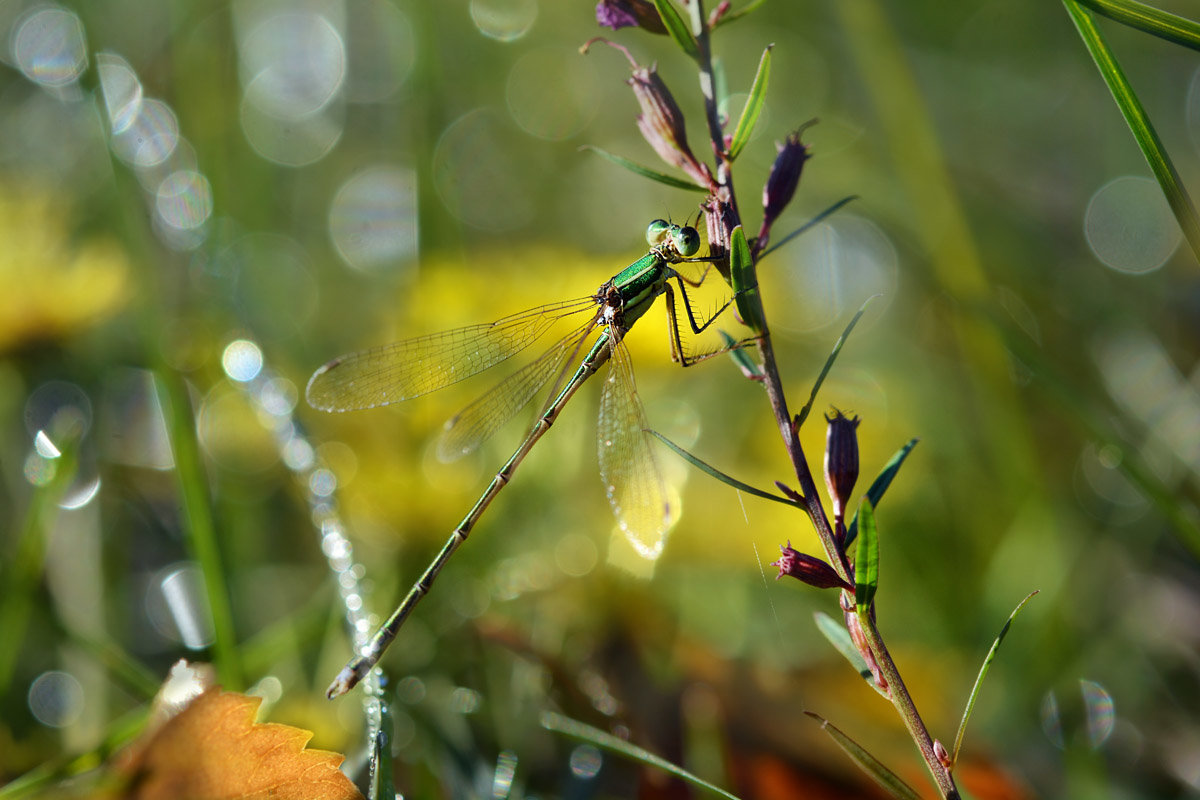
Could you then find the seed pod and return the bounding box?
[762,128,810,228]
[824,409,860,523]
[629,65,710,187]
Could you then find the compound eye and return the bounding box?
[673,226,700,257]
[645,219,671,247]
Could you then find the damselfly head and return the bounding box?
[671,224,700,258]
[645,218,671,247]
[645,219,701,258]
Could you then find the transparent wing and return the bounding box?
[596,329,672,560]
[306,297,596,412]
[437,322,595,462]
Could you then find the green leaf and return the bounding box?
[728,45,772,160]
[854,498,878,612]
[795,296,874,428]
[813,611,880,689]
[1063,0,1200,263]
[729,226,765,332]
[952,590,1040,766]
[720,329,763,378]
[1071,0,1200,52]
[579,145,707,192]
[542,711,742,800]
[648,430,795,507]
[713,0,769,29]
[844,439,918,549]
[759,195,856,259]
[652,0,700,61]
[804,712,922,800]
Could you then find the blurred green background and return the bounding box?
[2,0,1199,797]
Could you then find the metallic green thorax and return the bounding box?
[605,251,669,331]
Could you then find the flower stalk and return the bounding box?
[594,1,962,796]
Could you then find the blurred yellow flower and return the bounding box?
[0,183,131,351]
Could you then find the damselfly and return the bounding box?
[308,220,730,697]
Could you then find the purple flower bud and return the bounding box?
[595,0,667,34]
[762,127,811,228]
[823,409,860,523]
[772,542,851,590]
[629,65,711,188]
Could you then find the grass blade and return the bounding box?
[853,498,879,612]
[728,45,772,160]
[1072,0,1200,51]
[541,711,742,800]
[0,433,80,691]
[951,590,1040,766]
[795,297,874,428]
[580,145,707,192]
[648,430,796,506]
[156,372,241,688]
[844,438,919,549]
[1063,0,1200,262]
[804,712,923,800]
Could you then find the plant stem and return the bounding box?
[682,6,950,793]
[859,607,960,799]
[756,333,852,583]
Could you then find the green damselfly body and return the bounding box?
[308,220,728,697]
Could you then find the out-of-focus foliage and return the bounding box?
[1,0,1198,797]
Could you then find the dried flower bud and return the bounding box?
[629,65,711,188]
[772,542,851,590]
[595,0,667,34]
[762,127,811,228]
[824,409,860,523]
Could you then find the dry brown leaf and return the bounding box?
[119,688,363,800]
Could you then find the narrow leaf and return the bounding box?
[844,439,919,549]
[728,46,772,160]
[1064,0,1200,262]
[542,711,742,800]
[813,611,875,685]
[1072,0,1200,52]
[804,712,922,800]
[579,145,708,192]
[652,0,700,61]
[759,195,856,259]
[720,330,763,378]
[648,430,796,506]
[795,297,874,428]
[952,590,1040,766]
[729,226,765,332]
[854,498,878,612]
